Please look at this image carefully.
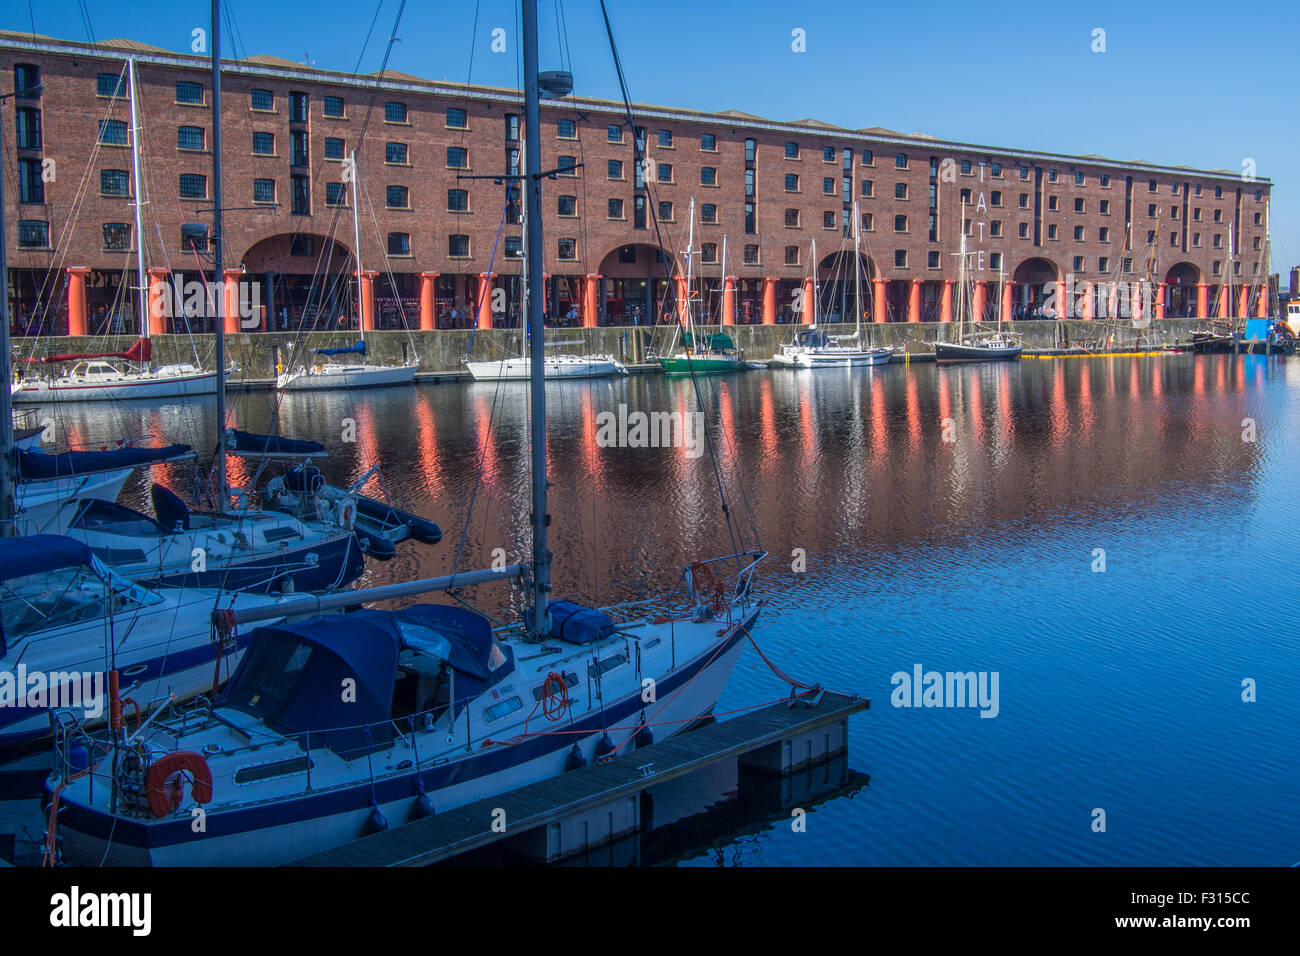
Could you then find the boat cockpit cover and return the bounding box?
[709,333,736,352]
[393,604,502,710]
[545,601,616,645]
[150,484,190,532]
[224,429,326,457]
[17,443,193,480]
[0,535,92,583]
[313,340,366,356]
[796,331,829,348]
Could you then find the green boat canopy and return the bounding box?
[682,331,735,351]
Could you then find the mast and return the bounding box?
[0,88,14,534]
[958,196,968,340]
[211,0,227,503]
[684,196,696,343]
[810,238,818,327]
[853,200,863,340]
[126,59,149,351]
[720,233,727,326]
[522,0,550,636]
[349,149,365,347]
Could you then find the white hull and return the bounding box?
[14,469,132,536]
[792,347,896,368]
[11,368,218,403]
[466,355,626,381]
[277,364,417,390]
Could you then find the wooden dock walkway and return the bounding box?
[288,689,867,867]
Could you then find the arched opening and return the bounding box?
[240,233,354,332]
[815,251,876,324]
[597,243,679,326]
[1012,257,1061,318]
[1164,262,1200,318]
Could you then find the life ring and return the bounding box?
[336,496,357,530]
[144,751,213,818]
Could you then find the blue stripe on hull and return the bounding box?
[51,612,758,852]
[148,534,366,594]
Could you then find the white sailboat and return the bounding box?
[47,0,775,865]
[934,197,1023,362]
[276,151,417,390]
[11,58,218,404]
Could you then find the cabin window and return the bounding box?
[588,654,626,678]
[484,697,523,722]
[234,756,313,785]
[532,672,579,701]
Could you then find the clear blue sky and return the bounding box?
[7,0,1297,279]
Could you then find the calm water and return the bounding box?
[39,354,1300,865]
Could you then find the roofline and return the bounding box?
[0,32,1272,186]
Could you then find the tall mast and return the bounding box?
[349,149,364,345]
[0,83,14,534]
[720,233,727,323]
[211,0,227,503]
[852,200,862,339]
[126,59,148,347]
[684,196,696,341]
[958,196,968,339]
[522,0,550,637]
[810,238,818,326]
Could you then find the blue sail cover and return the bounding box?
[0,535,92,583]
[224,429,325,456]
[17,444,192,480]
[313,340,366,356]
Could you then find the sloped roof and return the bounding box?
[716,109,768,121]
[0,30,53,41]
[790,117,842,130]
[241,53,307,68]
[370,68,427,83]
[99,38,171,53]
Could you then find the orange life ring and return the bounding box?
[144,751,213,818]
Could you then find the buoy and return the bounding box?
[412,792,435,819]
[634,725,654,750]
[68,742,89,773]
[564,742,587,771]
[594,732,615,761]
[364,804,388,835]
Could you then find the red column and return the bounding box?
[906,279,922,322]
[1155,283,1166,321]
[1196,283,1209,318]
[940,280,953,323]
[1001,280,1015,325]
[583,273,600,328]
[223,268,242,334]
[674,275,690,324]
[1081,282,1093,321]
[66,267,90,336]
[802,276,815,324]
[1237,285,1249,319]
[147,268,171,336]
[722,276,736,326]
[1056,279,1067,319]
[762,277,777,325]
[476,273,495,330]
[359,270,378,332]
[973,281,987,323]
[1130,282,1143,324]
[1218,284,1230,319]
[872,278,886,323]
[419,272,438,330]
[1256,286,1269,318]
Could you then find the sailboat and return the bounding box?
[276,151,418,390]
[46,0,769,865]
[658,198,746,375]
[934,198,1022,363]
[464,156,625,381]
[1185,225,1237,354]
[773,211,896,368]
[11,58,219,403]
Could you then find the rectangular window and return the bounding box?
[253,178,275,203]
[505,114,520,142]
[823,211,836,228]
[1099,199,1110,215]
[484,697,522,722]
[1099,257,1109,272]
[100,169,129,196]
[894,214,907,232]
[785,142,799,159]
[447,107,468,129]
[18,158,43,203]
[990,220,1002,237]
[701,203,717,223]
[447,146,468,168]
[291,174,310,214]
[785,245,800,265]
[701,133,716,151]
[557,238,577,260]
[388,232,411,255]
[99,120,128,146]
[1047,224,1058,239]
[656,162,672,182]
[608,159,623,179]
[701,242,717,263]
[1074,198,1085,213]
[658,129,673,147]
[785,173,799,191]
[176,81,203,105]
[102,222,131,251]
[179,173,207,199]
[1019,165,1030,181]
[1018,222,1029,238]
[386,185,409,209]
[290,130,309,167]
[1048,195,1058,211]
[861,180,873,197]
[635,195,647,229]
[745,139,756,163]
[96,72,125,97]
[1100,174,1111,187]
[658,201,673,221]
[823,177,835,195]
[385,101,407,123]
[960,159,972,175]
[253,131,275,155]
[289,92,309,123]
[504,236,522,258]
[383,142,407,165]
[1073,256,1084,271]
[1019,193,1029,209]
[744,202,755,234]
[556,118,576,139]
[178,126,206,151]
[1074,171,1085,185]
[558,156,577,175]
[607,124,622,143]
[862,148,873,165]
[324,137,344,160]
[991,162,1002,177]
[323,95,345,118]
[325,182,346,206]
[251,89,273,111]
[14,64,40,98]
[744,244,759,264]
[15,108,41,149]
[895,182,908,199]
[701,167,717,186]
[928,250,940,268]
[449,234,470,257]
[17,219,49,249]
[784,208,799,227]
[1073,225,1084,240]
[448,189,469,211]
[895,152,908,169]
[894,249,907,267]
[558,195,577,216]
[745,169,755,197]
[608,198,624,219]
[990,190,1002,207]
[861,212,873,230]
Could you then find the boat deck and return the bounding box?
[286,689,868,866]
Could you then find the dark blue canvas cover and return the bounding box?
[17,443,192,480]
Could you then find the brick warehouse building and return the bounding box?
[0,30,1276,338]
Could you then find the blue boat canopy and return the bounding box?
[314,339,366,356]
[539,600,616,645]
[17,443,192,480]
[224,429,326,457]
[0,535,92,583]
[223,604,504,757]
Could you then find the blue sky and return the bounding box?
[6,0,1297,277]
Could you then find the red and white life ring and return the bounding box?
[144,751,214,818]
[336,496,357,530]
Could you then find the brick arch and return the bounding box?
[1011,256,1061,284]
[239,232,353,274]
[1164,261,1201,285]
[238,232,358,332]
[596,242,680,278]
